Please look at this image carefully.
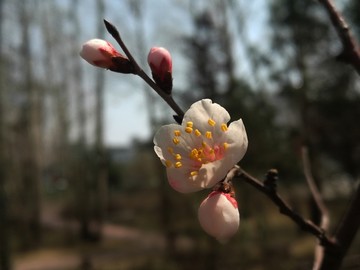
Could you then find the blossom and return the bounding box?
[147,47,173,93]
[153,99,248,193]
[198,191,240,243]
[80,39,132,72]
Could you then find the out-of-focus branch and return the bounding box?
[103,19,184,122]
[318,0,360,75]
[320,183,360,270]
[301,147,330,270]
[230,166,335,248]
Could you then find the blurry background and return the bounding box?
[0,0,360,269]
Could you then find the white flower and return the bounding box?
[198,191,240,243]
[153,99,248,193]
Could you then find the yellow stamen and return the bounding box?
[167,147,174,154]
[186,121,193,128]
[205,131,212,139]
[223,142,229,150]
[175,161,182,168]
[165,160,172,168]
[190,149,198,159]
[194,129,201,136]
[174,130,181,136]
[174,154,182,160]
[173,138,180,145]
[202,141,207,148]
[208,118,216,126]
[221,123,228,132]
[190,171,198,176]
[185,127,193,133]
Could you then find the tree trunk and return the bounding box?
[18,0,42,248]
[0,0,11,266]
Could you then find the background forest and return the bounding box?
[0,0,359,269]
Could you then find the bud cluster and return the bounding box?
[80,39,173,93]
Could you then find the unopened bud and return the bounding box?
[198,191,240,243]
[147,47,173,94]
[80,39,134,73]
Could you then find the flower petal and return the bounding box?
[182,99,230,134]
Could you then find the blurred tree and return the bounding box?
[346,0,360,39]
[269,0,360,180]
[0,0,11,267]
[92,0,107,240]
[15,0,43,248]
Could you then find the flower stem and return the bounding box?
[103,19,184,121]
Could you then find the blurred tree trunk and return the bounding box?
[0,0,11,267]
[93,0,107,240]
[17,0,43,248]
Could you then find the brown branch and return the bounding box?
[232,166,335,248]
[320,183,360,270]
[103,19,185,122]
[318,0,360,75]
[301,147,330,270]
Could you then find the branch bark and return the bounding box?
[233,166,335,248]
[320,183,360,270]
[318,0,360,75]
[301,147,330,270]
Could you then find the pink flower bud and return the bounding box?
[198,191,240,243]
[147,47,173,93]
[80,39,123,69]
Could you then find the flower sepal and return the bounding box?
[111,56,135,74]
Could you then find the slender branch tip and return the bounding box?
[103,19,119,38]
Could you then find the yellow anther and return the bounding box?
[221,123,228,132]
[174,154,182,160]
[174,130,181,136]
[205,131,212,139]
[190,149,198,158]
[209,148,215,154]
[175,161,182,168]
[194,129,201,136]
[208,118,216,126]
[167,147,174,154]
[223,142,229,150]
[186,121,193,128]
[202,141,207,148]
[185,127,193,133]
[173,137,180,145]
[165,160,172,168]
[190,171,198,176]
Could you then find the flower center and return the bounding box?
[165,118,229,178]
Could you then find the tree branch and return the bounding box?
[103,19,185,122]
[301,147,330,270]
[320,183,360,270]
[318,0,360,75]
[231,166,335,248]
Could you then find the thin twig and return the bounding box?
[318,0,360,75]
[231,166,335,248]
[301,147,330,270]
[103,19,185,121]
